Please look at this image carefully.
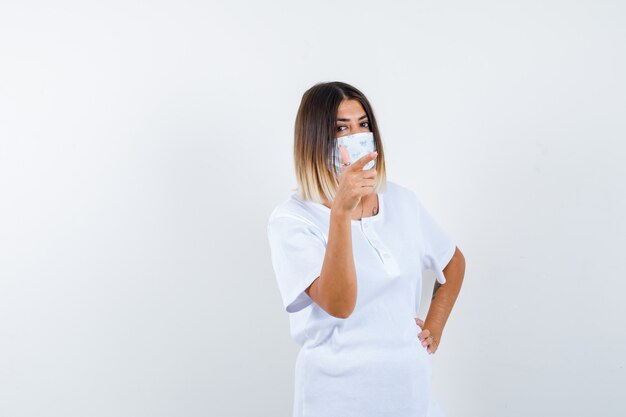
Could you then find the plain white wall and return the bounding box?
[1,1,624,416]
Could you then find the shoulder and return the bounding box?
[267,192,322,232]
[384,179,414,197]
[383,180,419,207]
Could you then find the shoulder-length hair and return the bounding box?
[293,81,388,203]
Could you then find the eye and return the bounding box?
[336,125,346,132]
[362,122,370,128]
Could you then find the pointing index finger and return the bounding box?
[349,151,378,170]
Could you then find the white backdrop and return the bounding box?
[1,1,625,416]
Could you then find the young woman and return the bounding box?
[267,81,466,417]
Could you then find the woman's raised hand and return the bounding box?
[331,146,378,215]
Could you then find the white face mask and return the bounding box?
[330,131,377,174]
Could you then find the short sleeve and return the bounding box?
[266,214,327,313]
[415,195,456,285]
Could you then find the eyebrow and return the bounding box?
[336,114,369,122]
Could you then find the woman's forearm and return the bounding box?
[306,209,357,319]
[424,248,466,341]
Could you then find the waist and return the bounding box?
[303,322,419,352]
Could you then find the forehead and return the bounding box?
[336,99,366,118]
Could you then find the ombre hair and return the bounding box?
[293,81,388,203]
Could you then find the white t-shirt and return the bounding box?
[266,180,456,417]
